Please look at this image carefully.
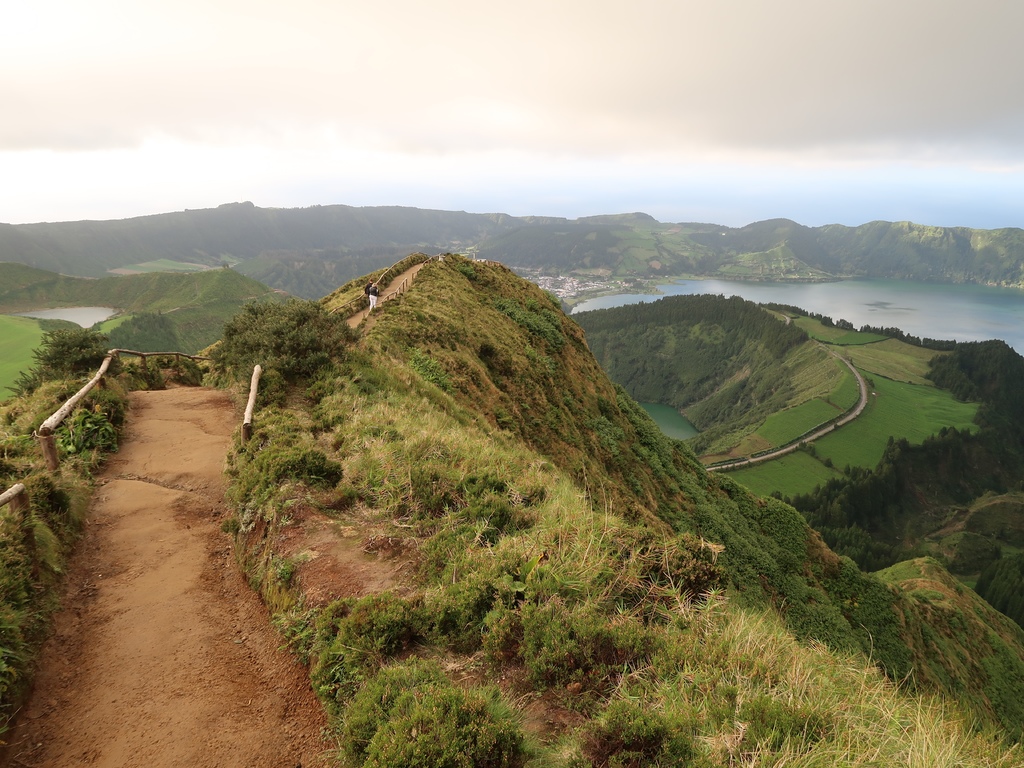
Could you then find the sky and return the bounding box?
[3,0,1024,229]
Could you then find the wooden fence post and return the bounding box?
[242,365,262,444]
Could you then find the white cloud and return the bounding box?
[3,0,1024,225]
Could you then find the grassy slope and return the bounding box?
[220,256,1024,762]
[0,316,43,399]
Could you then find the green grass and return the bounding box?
[842,338,943,385]
[210,255,1024,758]
[814,375,978,471]
[728,450,844,497]
[117,259,212,273]
[0,316,42,399]
[725,374,978,498]
[793,317,889,345]
[94,314,131,334]
[756,398,844,447]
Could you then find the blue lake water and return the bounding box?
[573,278,1024,355]
[14,307,117,327]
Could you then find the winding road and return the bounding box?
[709,345,870,472]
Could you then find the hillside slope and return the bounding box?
[215,255,1024,764]
[0,263,280,354]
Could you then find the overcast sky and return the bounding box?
[3,0,1024,229]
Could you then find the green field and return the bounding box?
[842,338,942,385]
[755,398,844,447]
[0,315,42,399]
[815,374,977,470]
[118,259,212,273]
[726,372,978,498]
[793,317,888,345]
[95,314,132,333]
[751,352,859,449]
[728,450,843,497]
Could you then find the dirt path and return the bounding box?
[346,261,428,329]
[4,388,331,768]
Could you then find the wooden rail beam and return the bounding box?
[0,484,28,515]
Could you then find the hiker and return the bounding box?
[368,282,379,311]
[364,280,373,305]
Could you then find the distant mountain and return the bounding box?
[4,204,1024,298]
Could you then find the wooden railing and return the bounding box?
[33,349,210,471]
[329,253,437,317]
[0,483,28,516]
[381,277,410,302]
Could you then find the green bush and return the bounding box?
[252,446,343,490]
[341,660,525,768]
[212,299,353,383]
[311,594,425,713]
[55,408,118,456]
[10,328,111,396]
[738,695,833,753]
[520,600,659,697]
[583,698,699,768]
[409,349,452,392]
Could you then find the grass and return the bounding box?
[0,374,130,730]
[732,374,979,499]
[231,366,1019,766]
[0,316,43,400]
[117,259,212,273]
[814,374,978,471]
[728,450,844,498]
[842,338,943,385]
[94,314,132,334]
[793,317,889,345]
[756,398,844,447]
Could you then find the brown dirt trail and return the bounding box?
[4,388,331,768]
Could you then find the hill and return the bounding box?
[0,263,280,356]
[4,205,1024,300]
[574,295,859,458]
[200,255,1024,760]
[573,294,1024,609]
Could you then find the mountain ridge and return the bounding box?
[4,203,1024,299]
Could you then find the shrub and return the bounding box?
[55,408,118,456]
[582,698,698,768]
[520,600,659,697]
[253,446,343,490]
[492,298,565,352]
[409,349,452,392]
[212,299,353,383]
[738,695,832,752]
[311,594,424,713]
[427,570,503,653]
[10,328,111,395]
[341,661,525,768]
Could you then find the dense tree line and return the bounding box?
[975,555,1024,628]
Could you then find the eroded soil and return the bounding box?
[4,387,332,768]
